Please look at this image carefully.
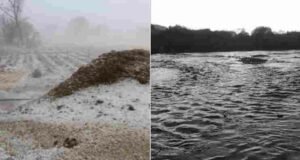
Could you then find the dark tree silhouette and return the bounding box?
[152,24,300,54]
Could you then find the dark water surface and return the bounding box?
[151,51,300,160]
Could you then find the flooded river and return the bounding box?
[151,50,300,160]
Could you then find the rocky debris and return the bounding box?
[31,69,42,78]
[128,105,135,111]
[239,57,267,64]
[96,111,108,118]
[56,105,64,110]
[95,100,104,105]
[48,49,149,98]
[63,138,78,148]
[19,107,32,114]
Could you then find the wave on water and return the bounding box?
[151,51,300,160]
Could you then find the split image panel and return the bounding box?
[151,0,300,159]
[0,0,299,160]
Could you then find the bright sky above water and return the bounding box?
[152,0,300,32]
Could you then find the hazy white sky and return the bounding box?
[152,0,300,32]
[24,0,150,31]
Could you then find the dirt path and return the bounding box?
[0,71,25,91]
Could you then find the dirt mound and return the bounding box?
[48,49,149,98]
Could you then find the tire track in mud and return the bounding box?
[74,53,95,63]
[22,54,28,68]
[35,54,55,74]
[14,54,25,69]
[24,54,34,71]
[41,54,63,75]
[60,54,81,71]
[49,55,75,73]
[3,54,13,66]
[67,54,90,67]
[10,54,19,67]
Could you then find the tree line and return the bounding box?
[151,24,300,54]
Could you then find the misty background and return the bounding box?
[0,0,150,50]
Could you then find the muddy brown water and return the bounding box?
[151,51,300,160]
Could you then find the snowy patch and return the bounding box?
[4,79,150,129]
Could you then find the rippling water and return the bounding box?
[151,51,300,160]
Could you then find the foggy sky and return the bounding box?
[24,0,150,30]
[152,0,300,32]
[21,0,150,48]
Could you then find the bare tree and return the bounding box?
[0,15,16,44]
[0,0,25,45]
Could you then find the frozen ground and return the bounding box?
[2,79,150,129]
[0,46,100,102]
[0,46,150,159]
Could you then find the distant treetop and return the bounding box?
[151,24,300,54]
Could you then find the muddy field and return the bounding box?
[0,46,150,159]
[0,46,100,108]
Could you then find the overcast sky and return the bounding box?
[24,0,150,31]
[152,0,300,32]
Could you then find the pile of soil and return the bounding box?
[48,49,149,98]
